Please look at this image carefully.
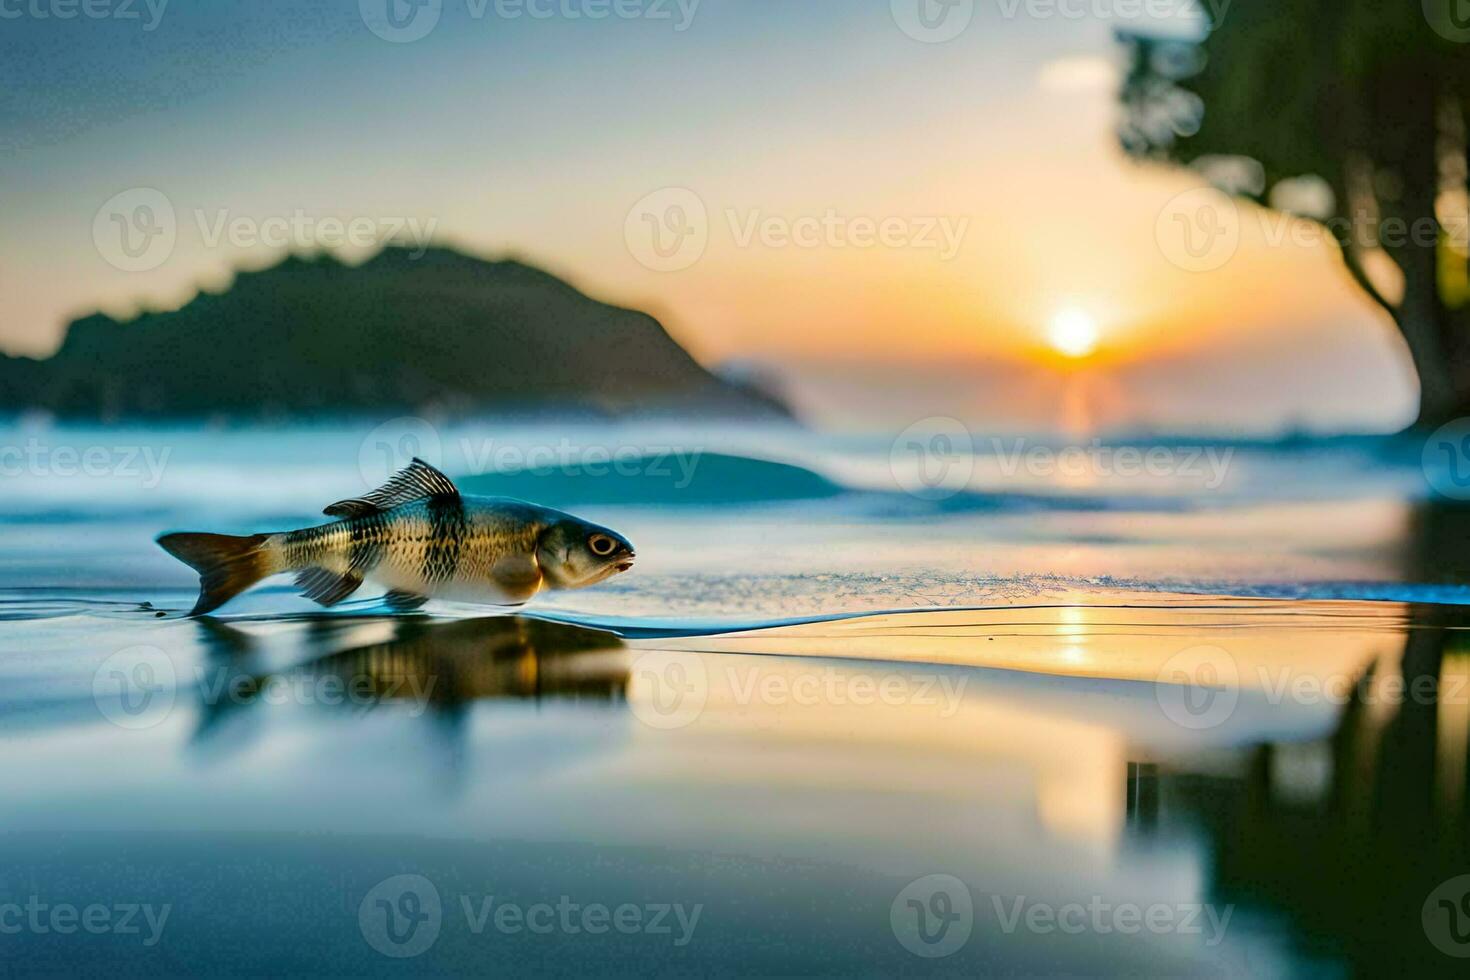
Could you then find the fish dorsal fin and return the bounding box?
[324,457,460,518]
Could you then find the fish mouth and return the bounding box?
[614,554,635,572]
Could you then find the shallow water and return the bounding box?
[3,421,1470,975]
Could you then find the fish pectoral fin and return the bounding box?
[323,458,460,518]
[294,567,365,606]
[383,589,429,612]
[491,555,542,604]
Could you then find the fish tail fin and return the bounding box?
[157,531,276,616]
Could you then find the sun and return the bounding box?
[1046,308,1100,359]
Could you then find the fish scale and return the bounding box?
[286,496,571,598]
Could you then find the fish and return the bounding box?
[156,458,635,616]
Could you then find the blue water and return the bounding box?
[0,418,1457,613]
[2,419,1468,976]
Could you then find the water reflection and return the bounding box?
[10,592,1470,971]
[1129,605,1470,974]
[190,615,628,765]
[145,597,1470,971]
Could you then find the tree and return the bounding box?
[1118,3,1470,427]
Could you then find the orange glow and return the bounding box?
[1047,308,1101,358]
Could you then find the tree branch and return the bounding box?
[1339,243,1395,317]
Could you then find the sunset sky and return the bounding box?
[0,0,1418,433]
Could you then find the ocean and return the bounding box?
[1,418,1467,975]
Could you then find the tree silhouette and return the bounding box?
[1119,4,1470,427]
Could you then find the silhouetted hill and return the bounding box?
[0,247,792,421]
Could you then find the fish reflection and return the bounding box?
[190,616,628,763]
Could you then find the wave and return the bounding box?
[0,429,1436,520]
[455,451,846,507]
[6,576,1470,631]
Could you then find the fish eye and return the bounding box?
[588,534,617,556]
